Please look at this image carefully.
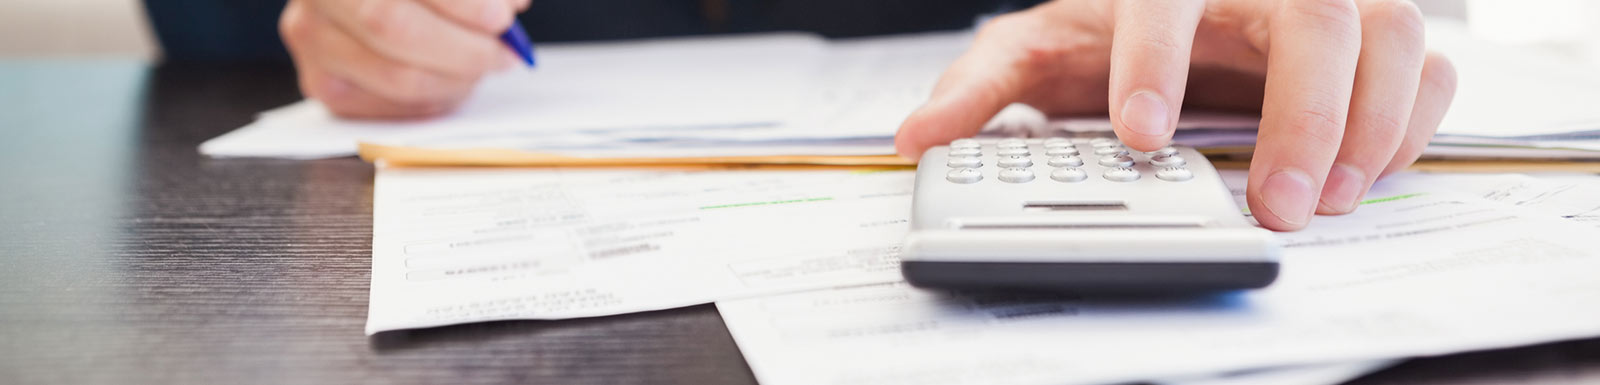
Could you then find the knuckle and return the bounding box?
[1283,0,1361,35]
[1360,0,1424,45]
[1131,31,1184,52]
[278,2,312,44]
[1287,100,1348,147]
[1353,106,1407,134]
[356,0,410,44]
[1016,39,1072,69]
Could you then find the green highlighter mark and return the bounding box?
[1241,192,1428,215]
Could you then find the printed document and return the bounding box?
[202,32,968,160]
[715,172,1600,385]
[366,167,914,334]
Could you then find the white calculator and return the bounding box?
[900,136,1281,292]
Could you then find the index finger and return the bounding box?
[310,0,508,78]
[1248,0,1363,230]
[1107,0,1205,152]
[415,0,522,34]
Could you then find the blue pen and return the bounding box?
[500,19,536,67]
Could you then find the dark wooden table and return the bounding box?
[3,61,1599,385]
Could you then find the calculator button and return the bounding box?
[1150,154,1187,168]
[997,155,1033,168]
[1090,138,1117,146]
[998,168,1036,183]
[997,148,1030,157]
[1043,138,1071,145]
[948,148,982,158]
[997,139,1027,149]
[1047,155,1084,168]
[1103,167,1141,182]
[946,168,983,184]
[1044,147,1079,156]
[1147,147,1180,157]
[1156,167,1194,182]
[1098,155,1135,168]
[1094,146,1129,156]
[1050,168,1088,182]
[947,157,982,168]
[950,139,981,149]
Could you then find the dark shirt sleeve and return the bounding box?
[143,0,1045,62]
[144,0,294,62]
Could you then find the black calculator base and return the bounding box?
[902,260,1280,293]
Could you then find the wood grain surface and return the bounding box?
[1,61,1597,385]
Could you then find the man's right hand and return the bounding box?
[279,0,529,118]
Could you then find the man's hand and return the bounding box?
[894,0,1458,231]
[279,0,530,118]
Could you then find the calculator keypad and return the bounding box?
[939,137,1196,185]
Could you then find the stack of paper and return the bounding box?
[203,32,970,163]
[367,165,1600,385]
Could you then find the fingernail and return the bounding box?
[480,1,511,30]
[1319,163,1367,213]
[1120,91,1170,137]
[1262,168,1316,227]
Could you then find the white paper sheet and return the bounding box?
[202,32,973,159]
[366,167,916,334]
[1427,20,1600,138]
[714,172,1600,385]
[1155,360,1398,385]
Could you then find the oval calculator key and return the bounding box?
[1156,167,1194,181]
[1098,155,1135,168]
[905,136,1280,293]
[947,157,982,168]
[1102,167,1141,182]
[1045,147,1078,156]
[1148,147,1180,157]
[948,148,981,158]
[998,155,1033,168]
[1050,167,1087,182]
[1048,155,1084,168]
[998,168,1036,183]
[950,139,982,149]
[1094,146,1129,156]
[1151,155,1187,168]
[998,148,1031,157]
[945,168,982,184]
